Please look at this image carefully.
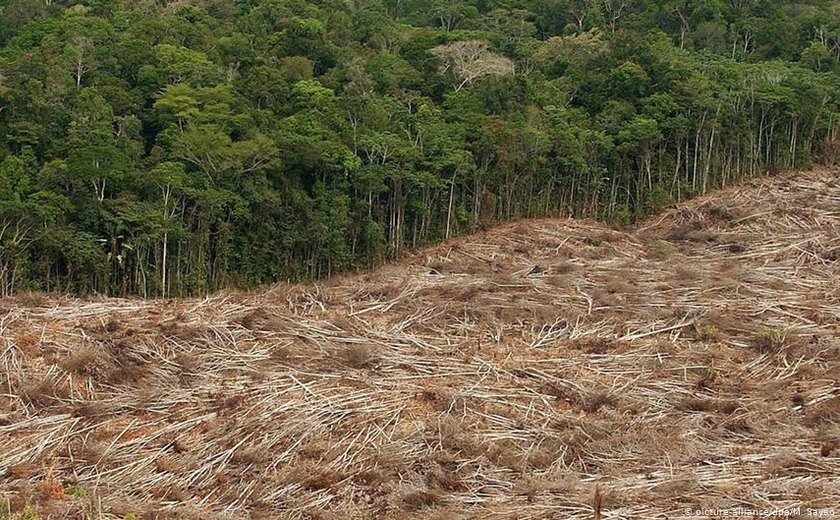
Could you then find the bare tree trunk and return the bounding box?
[445,171,457,240]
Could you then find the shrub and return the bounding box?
[753,326,787,353]
[694,324,720,342]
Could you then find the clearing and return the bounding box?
[1,169,839,519]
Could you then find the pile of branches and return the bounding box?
[0,169,838,519]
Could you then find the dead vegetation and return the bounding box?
[0,168,839,519]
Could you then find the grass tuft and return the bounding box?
[753,326,787,353]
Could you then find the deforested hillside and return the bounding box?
[1,168,839,519]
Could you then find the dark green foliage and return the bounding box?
[0,0,838,296]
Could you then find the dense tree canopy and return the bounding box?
[0,0,838,296]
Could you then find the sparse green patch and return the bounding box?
[694,324,720,342]
[753,326,788,353]
[65,485,86,498]
[0,506,40,520]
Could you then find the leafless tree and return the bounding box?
[68,36,94,87]
[431,40,514,92]
[603,0,626,33]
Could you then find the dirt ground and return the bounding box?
[1,168,838,519]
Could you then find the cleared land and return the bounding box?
[1,169,839,519]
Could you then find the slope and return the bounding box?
[1,168,839,519]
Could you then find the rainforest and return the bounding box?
[0,0,838,296]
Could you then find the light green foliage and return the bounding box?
[64,485,86,498]
[0,504,40,520]
[154,44,217,85]
[754,326,788,353]
[695,324,720,342]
